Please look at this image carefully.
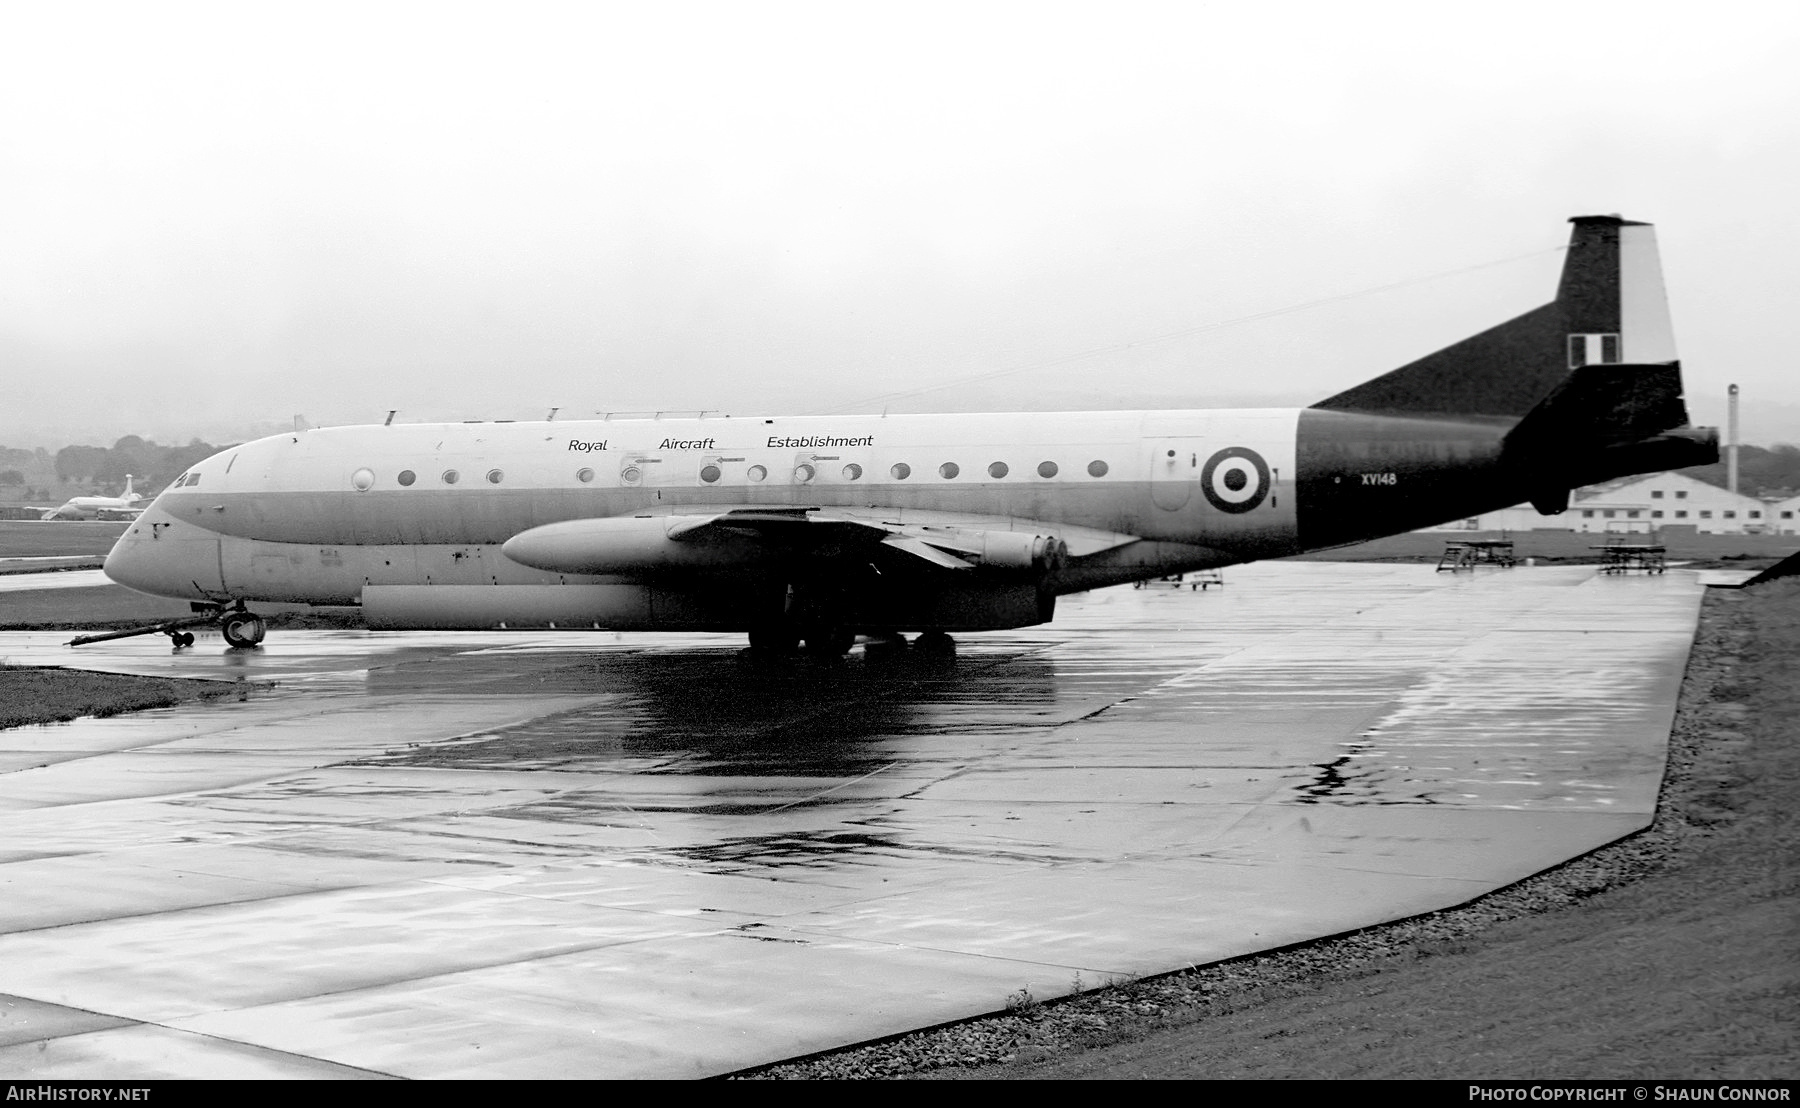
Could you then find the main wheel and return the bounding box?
[913,630,956,657]
[220,612,266,649]
[801,627,855,657]
[748,626,799,653]
[862,633,908,661]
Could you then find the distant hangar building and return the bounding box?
[1429,472,1800,536]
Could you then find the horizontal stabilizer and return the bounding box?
[1502,362,1691,456]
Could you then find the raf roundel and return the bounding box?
[1200,447,1271,514]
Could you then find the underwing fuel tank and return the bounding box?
[501,516,774,575]
[504,514,1069,576]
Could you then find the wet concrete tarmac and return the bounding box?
[0,563,1703,1078]
[0,569,111,592]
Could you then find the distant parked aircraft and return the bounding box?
[31,475,147,520]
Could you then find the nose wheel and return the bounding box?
[220,611,267,649]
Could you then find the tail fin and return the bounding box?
[121,474,138,502]
[1312,215,1684,421]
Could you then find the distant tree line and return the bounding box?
[40,436,231,493]
[1677,443,1800,500]
[0,446,48,470]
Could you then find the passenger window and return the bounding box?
[794,463,815,484]
[351,468,376,491]
[939,462,960,479]
[747,464,767,482]
[1087,460,1109,477]
[486,469,504,484]
[988,462,1008,479]
[891,463,911,480]
[398,470,416,486]
[700,464,722,483]
[442,469,460,485]
[576,468,595,483]
[1038,461,1058,478]
[842,463,862,481]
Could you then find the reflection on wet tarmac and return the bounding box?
[0,562,1707,1078]
[358,649,1060,780]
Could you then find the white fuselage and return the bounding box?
[103,409,1308,631]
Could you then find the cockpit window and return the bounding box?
[184,473,201,487]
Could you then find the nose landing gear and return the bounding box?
[68,603,267,651]
[220,610,267,649]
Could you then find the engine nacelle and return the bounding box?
[501,516,771,575]
[957,530,1068,572]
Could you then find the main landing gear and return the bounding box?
[744,628,957,661]
[743,581,957,661]
[68,603,268,651]
[745,624,856,657]
[746,580,860,658]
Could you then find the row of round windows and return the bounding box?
[693,459,1110,483]
[352,459,1113,490]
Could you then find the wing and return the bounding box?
[501,506,1140,577]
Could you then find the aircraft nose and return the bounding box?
[103,512,216,601]
[103,521,161,595]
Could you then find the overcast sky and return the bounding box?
[3,1,1797,450]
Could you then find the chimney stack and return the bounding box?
[1728,384,1740,496]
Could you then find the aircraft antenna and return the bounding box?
[384,410,397,426]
